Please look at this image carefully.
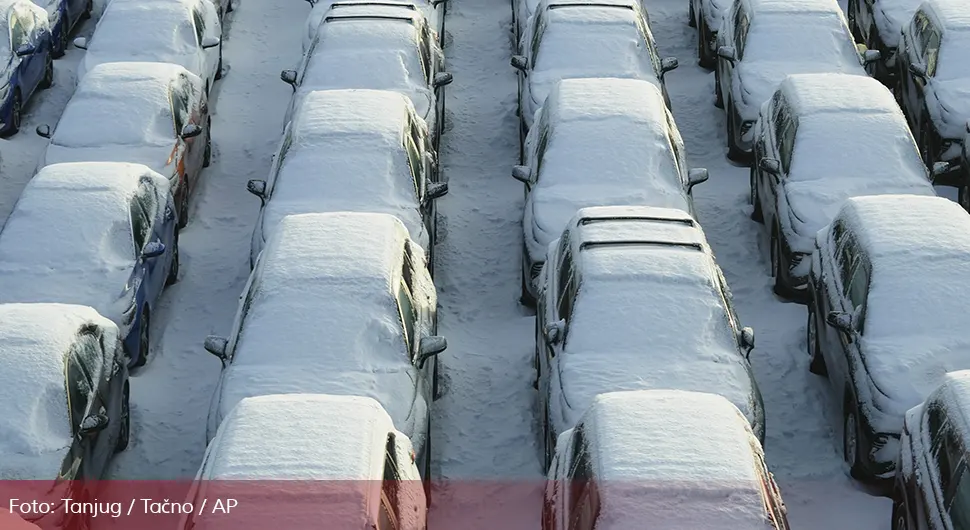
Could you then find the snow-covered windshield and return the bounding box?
[52,91,176,148]
[91,7,196,56]
[744,15,857,65]
[534,8,652,79]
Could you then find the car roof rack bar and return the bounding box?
[330,2,417,9]
[579,240,704,251]
[578,215,696,227]
[547,2,634,9]
[324,14,415,22]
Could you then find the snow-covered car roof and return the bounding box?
[780,77,934,232]
[923,370,970,430]
[263,89,427,247]
[551,206,760,430]
[51,62,201,149]
[741,10,859,66]
[923,0,970,28]
[533,78,691,218]
[572,390,774,529]
[305,0,436,49]
[827,195,970,408]
[299,8,432,117]
[220,213,427,431]
[745,0,842,15]
[205,394,396,479]
[919,0,970,81]
[0,303,115,480]
[87,0,200,56]
[874,0,923,48]
[527,0,661,105]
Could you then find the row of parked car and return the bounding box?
[506,0,970,527]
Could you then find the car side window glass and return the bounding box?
[404,136,423,199]
[397,281,417,356]
[378,436,401,530]
[924,26,941,76]
[557,247,573,305]
[129,195,151,252]
[635,15,661,74]
[66,353,93,433]
[777,117,797,175]
[75,330,104,386]
[911,11,930,52]
[530,12,546,65]
[171,79,192,134]
[192,8,206,45]
[8,11,26,51]
[846,260,869,334]
[416,24,431,82]
[733,8,749,58]
[949,465,970,526]
[769,92,784,126]
[534,125,551,179]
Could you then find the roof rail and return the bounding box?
[323,14,416,23]
[578,215,696,227]
[579,240,704,251]
[547,2,634,9]
[330,2,417,10]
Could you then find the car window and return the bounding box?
[557,247,574,306]
[566,427,596,530]
[378,435,401,530]
[949,463,970,525]
[534,125,551,179]
[415,23,431,82]
[129,194,152,251]
[530,11,547,65]
[769,91,784,125]
[404,135,423,199]
[397,281,417,356]
[75,329,105,386]
[66,353,93,433]
[733,6,749,58]
[911,10,930,52]
[170,78,192,134]
[191,8,206,45]
[924,25,941,76]
[846,260,869,334]
[558,272,578,331]
[8,10,28,51]
[777,116,797,175]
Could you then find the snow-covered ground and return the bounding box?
[1,0,956,526]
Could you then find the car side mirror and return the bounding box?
[687,168,709,190]
[932,161,952,177]
[142,241,166,259]
[511,165,532,184]
[431,0,447,5]
[246,179,266,200]
[826,311,854,335]
[280,69,297,87]
[78,413,109,437]
[35,124,51,138]
[201,36,221,49]
[304,0,317,4]
[426,181,448,201]
[433,72,453,88]
[511,55,528,72]
[204,335,229,366]
[717,46,736,63]
[180,123,203,140]
[416,336,447,368]
[543,321,563,345]
[759,157,781,175]
[660,57,679,74]
[909,62,927,79]
[73,37,87,50]
[740,326,755,359]
[862,49,881,64]
[15,43,36,57]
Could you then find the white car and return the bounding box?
[281,3,452,147]
[202,212,447,480]
[304,0,445,48]
[847,0,923,82]
[714,0,879,160]
[511,0,678,135]
[245,89,447,269]
[178,394,427,528]
[545,390,789,529]
[511,77,708,304]
[534,206,764,469]
[73,0,222,92]
[35,62,211,228]
[689,0,732,68]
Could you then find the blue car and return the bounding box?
[0,0,54,135]
[0,162,180,369]
[33,0,91,57]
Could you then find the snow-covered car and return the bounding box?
[0,303,129,529]
[894,370,970,530]
[545,390,790,530]
[202,213,447,480]
[806,195,970,481]
[750,73,939,300]
[178,394,427,529]
[510,0,678,135]
[304,0,444,49]
[511,77,708,305]
[72,0,222,93]
[847,0,922,84]
[281,4,452,149]
[0,162,179,368]
[689,0,731,68]
[714,0,880,161]
[32,0,89,57]
[245,89,447,271]
[895,0,970,176]
[534,206,764,469]
[35,62,211,229]
[0,0,53,136]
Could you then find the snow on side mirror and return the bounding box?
[35,124,51,138]
[15,43,36,57]
[759,157,781,175]
[246,179,266,199]
[511,55,528,72]
[965,119,970,134]
[660,57,679,74]
[687,168,709,190]
[73,37,87,49]
[202,36,221,49]
[280,69,297,86]
[78,413,109,436]
[416,336,447,368]
[909,62,927,79]
[511,165,532,184]
[863,49,881,64]
[740,326,755,359]
[204,335,229,366]
[433,72,453,88]
[543,321,563,345]
[826,311,854,335]
[717,46,736,63]
[180,123,203,139]
[142,241,166,259]
[932,161,952,177]
[426,181,448,200]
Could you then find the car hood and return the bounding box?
[927,79,970,140]
[218,366,421,441]
[42,144,176,179]
[864,337,970,417]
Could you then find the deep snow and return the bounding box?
[0,0,946,526]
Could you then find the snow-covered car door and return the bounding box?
[900,10,934,130]
[190,2,221,87]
